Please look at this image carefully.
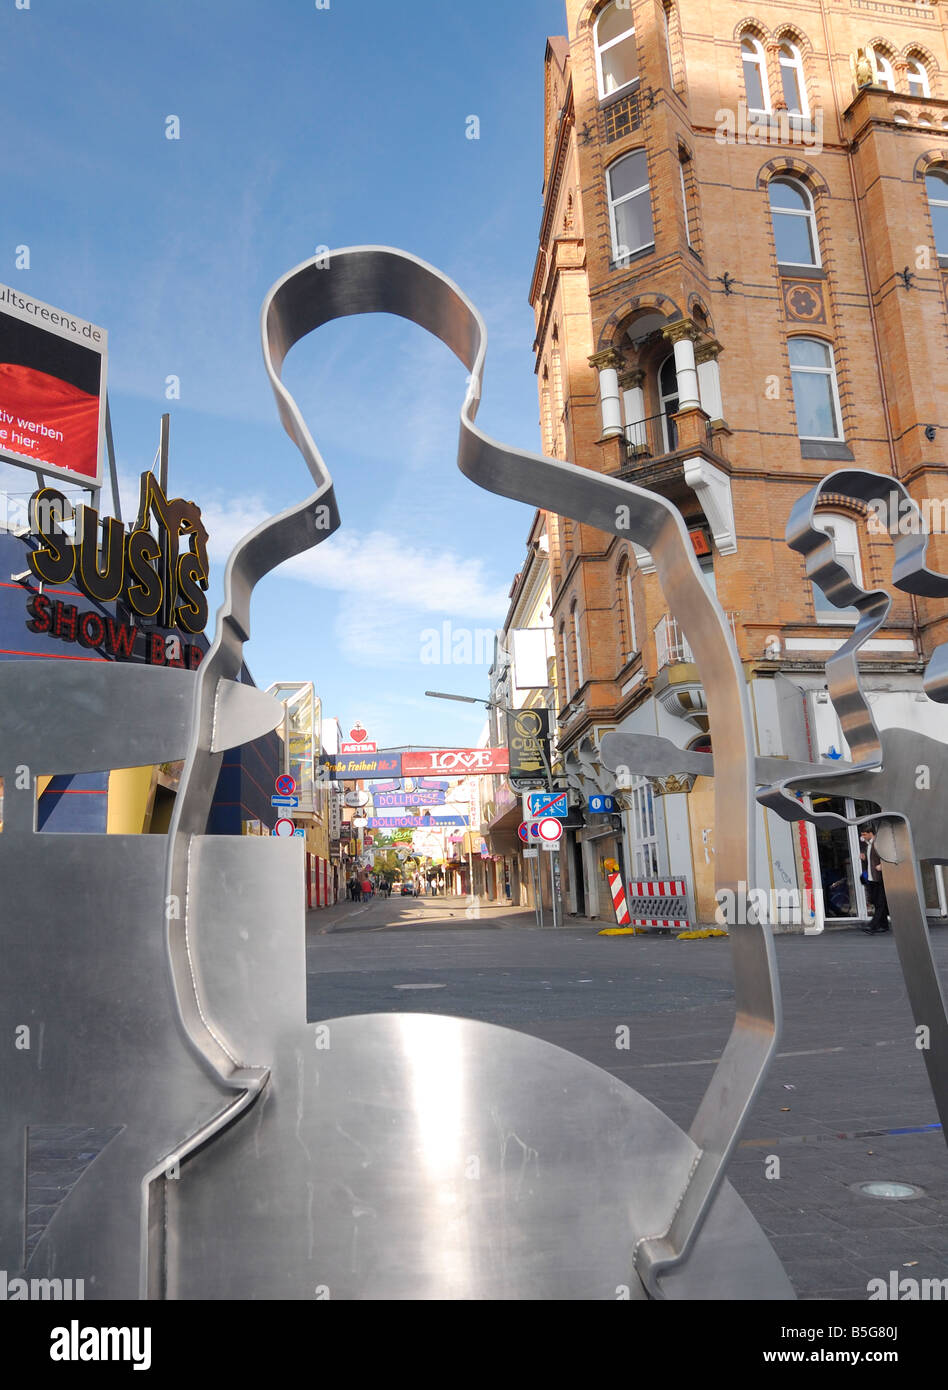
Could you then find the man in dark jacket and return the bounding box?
[859,828,890,934]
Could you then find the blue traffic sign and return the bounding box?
[275,773,297,796]
[526,791,567,818]
[271,795,300,808]
[588,794,615,814]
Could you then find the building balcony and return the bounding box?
[654,612,738,670]
[621,413,714,468]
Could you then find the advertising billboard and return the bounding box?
[401,748,509,776]
[506,708,552,789]
[0,284,107,486]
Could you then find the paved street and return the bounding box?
[308,895,948,1301]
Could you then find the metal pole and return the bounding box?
[158,413,170,495]
[550,850,560,930]
[105,396,122,523]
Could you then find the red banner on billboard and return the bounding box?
[0,284,107,485]
[402,748,509,776]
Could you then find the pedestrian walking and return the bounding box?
[859,828,890,934]
[361,874,372,900]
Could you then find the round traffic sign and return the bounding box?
[536,817,563,843]
[275,774,297,797]
[518,822,531,843]
[273,817,296,838]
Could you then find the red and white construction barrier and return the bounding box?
[608,872,631,926]
[627,878,689,929]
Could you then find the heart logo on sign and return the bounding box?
[349,724,368,743]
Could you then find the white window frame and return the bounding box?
[812,514,862,624]
[559,626,572,703]
[907,57,931,98]
[628,776,660,879]
[769,176,821,268]
[926,168,948,257]
[741,35,771,114]
[789,337,844,442]
[595,3,639,100]
[663,3,675,83]
[625,565,637,655]
[778,39,809,116]
[679,158,693,247]
[658,353,679,452]
[606,152,654,262]
[870,47,896,90]
[572,604,585,689]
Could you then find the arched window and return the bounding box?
[907,57,931,98]
[663,2,676,83]
[769,177,820,266]
[741,35,770,113]
[606,150,654,263]
[658,355,679,452]
[558,624,572,702]
[789,338,843,441]
[926,168,948,257]
[571,603,585,689]
[595,2,639,99]
[778,40,808,115]
[870,46,896,90]
[812,514,863,622]
[618,558,637,661]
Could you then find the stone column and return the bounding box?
[588,348,625,438]
[619,368,646,453]
[662,320,701,410]
[695,339,724,423]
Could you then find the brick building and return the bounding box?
[532,0,948,927]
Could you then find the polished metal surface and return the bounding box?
[0,244,790,1300]
[172,1014,792,1300]
[258,247,781,1297]
[756,469,948,1145]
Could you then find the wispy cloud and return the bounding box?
[199,492,510,619]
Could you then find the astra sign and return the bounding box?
[402,748,509,776]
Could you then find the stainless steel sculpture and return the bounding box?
[0,246,800,1299]
[757,470,948,1142]
[604,469,948,1151]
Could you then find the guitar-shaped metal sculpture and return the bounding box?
[0,247,792,1299]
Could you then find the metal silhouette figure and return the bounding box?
[1,247,794,1300]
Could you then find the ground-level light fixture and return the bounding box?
[851,1180,925,1201]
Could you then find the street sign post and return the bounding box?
[524,792,565,818]
[275,774,297,797]
[271,795,299,808]
[535,817,563,843]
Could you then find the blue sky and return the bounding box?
[1,0,563,748]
